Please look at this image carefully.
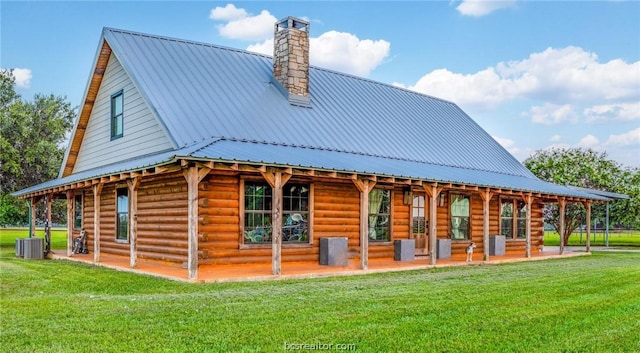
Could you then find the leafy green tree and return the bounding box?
[0,69,75,226]
[524,148,639,244]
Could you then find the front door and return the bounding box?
[412,193,429,255]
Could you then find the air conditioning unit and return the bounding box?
[23,238,44,259]
[15,238,26,257]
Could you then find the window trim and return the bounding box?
[115,187,129,243]
[500,197,527,240]
[449,192,471,240]
[110,90,124,140]
[73,193,83,230]
[239,177,314,249]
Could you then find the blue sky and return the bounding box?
[2,1,639,167]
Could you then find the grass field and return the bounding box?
[543,230,640,247]
[2,229,640,352]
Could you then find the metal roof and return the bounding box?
[103,28,535,179]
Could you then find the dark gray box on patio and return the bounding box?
[319,237,348,266]
[23,237,44,259]
[436,238,451,259]
[489,235,506,256]
[15,238,26,257]
[394,239,415,261]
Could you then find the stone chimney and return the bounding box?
[272,17,310,106]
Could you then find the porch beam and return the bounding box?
[479,188,493,261]
[93,184,103,262]
[183,165,211,280]
[127,177,142,268]
[558,198,566,255]
[584,200,591,253]
[424,184,443,265]
[66,191,74,256]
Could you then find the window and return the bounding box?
[243,181,273,244]
[116,188,128,241]
[368,189,391,241]
[74,194,83,230]
[450,194,470,240]
[111,90,123,139]
[501,199,527,239]
[282,184,310,243]
[412,194,426,236]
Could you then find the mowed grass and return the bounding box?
[2,229,640,353]
[543,230,640,247]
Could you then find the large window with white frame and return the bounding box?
[368,189,391,241]
[450,193,470,240]
[111,90,124,139]
[242,180,311,245]
[501,199,527,239]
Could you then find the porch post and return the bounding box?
[66,192,74,256]
[184,165,211,280]
[353,178,375,270]
[93,184,103,262]
[480,188,493,261]
[558,198,566,255]
[46,194,52,229]
[424,184,442,266]
[30,197,37,238]
[524,193,533,258]
[584,200,591,253]
[127,177,141,268]
[262,170,292,275]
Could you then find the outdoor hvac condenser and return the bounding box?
[23,238,44,259]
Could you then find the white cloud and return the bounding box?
[492,135,520,154]
[209,4,247,21]
[211,6,276,41]
[577,134,600,149]
[584,102,640,124]
[246,38,274,56]
[401,46,639,113]
[456,0,516,17]
[12,68,32,88]
[605,128,640,147]
[310,31,390,77]
[526,103,578,125]
[549,134,562,142]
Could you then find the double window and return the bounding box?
[450,193,470,240]
[111,90,123,139]
[501,199,527,239]
[116,188,129,241]
[243,181,310,244]
[368,189,391,241]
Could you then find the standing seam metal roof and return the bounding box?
[103,28,536,179]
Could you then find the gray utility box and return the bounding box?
[319,237,348,266]
[23,238,44,259]
[15,238,27,257]
[394,239,415,261]
[489,235,506,256]
[436,238,451,259]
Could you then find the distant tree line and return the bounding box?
[1,69,75,226]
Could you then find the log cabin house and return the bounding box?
[15,18,609,280]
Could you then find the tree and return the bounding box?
[524,148,639,244]
[0,69,75,226]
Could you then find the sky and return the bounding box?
[2,1,639,168]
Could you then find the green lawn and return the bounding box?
[543,230,640,247]
[2,229,640,353]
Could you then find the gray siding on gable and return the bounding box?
[73,53,173,174]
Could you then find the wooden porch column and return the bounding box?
[523,193,533,258]
[66,192,74,256]
[93,184,103,262]
[262,171,292,275]
[353,178,375,270]
[424,184,443,266]
[558,198,566,255]
[479,189,493,261]
[184,165,211,280]
[46,194,52,229]
[584,200,591,253]
[30,197,37,238]
[127,177,142,268]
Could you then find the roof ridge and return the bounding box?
[215,137,537,180]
